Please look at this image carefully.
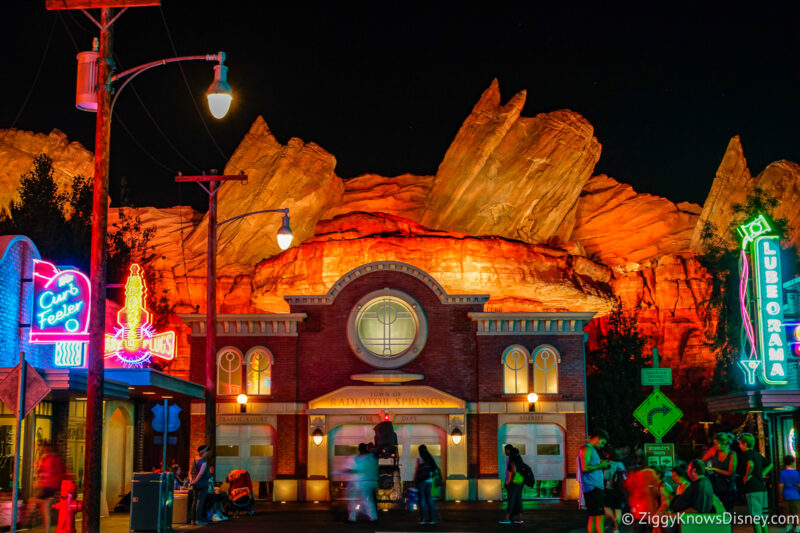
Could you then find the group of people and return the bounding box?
[185,444,254,526]
[336,441,442,525]
[578,429,796,533]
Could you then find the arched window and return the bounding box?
[217,347,243,396]
[502,345,530,394]
[533,344,560,394]
[246,347,273,396]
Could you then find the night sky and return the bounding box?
[2,2,799,211]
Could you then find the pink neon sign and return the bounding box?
[30,260,91,344]
[104,263,175,368]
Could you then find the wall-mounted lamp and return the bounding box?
[451,427,463,446]
[526,392,538,413]
[237,393,247,413]
[312,428,324,446]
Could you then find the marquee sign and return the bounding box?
[30,260,91,344]
[104,263,175,367]
[738,215,789,386]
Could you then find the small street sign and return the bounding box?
[634,390,683,441]
[645,443,676,469]
[0,362,51,418]
[641,367,672,386]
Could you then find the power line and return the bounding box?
[11,15,58,128]
[115,114,178,174]
[113,54,201,172]
[158,6,229,161]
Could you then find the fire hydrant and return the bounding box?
[53,479,81,533]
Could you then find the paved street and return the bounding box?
[16,501,783,533]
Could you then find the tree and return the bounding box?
[586,305,649,446]
[0,154,91,270]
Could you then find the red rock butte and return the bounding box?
[2,79,799,385]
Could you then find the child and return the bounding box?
[779,455,800,533]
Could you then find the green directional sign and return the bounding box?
[634,390,683,440]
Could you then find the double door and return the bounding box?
[216,424,274,483]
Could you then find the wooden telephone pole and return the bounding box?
[175,172,246,464]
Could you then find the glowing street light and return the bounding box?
[527,392,538,412]
[206,54,233,119]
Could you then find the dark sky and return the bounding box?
[2,2,799,211]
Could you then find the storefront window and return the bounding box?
[246,348,272,396]
[503,345,530,394]
[217,348,243,396]
[533,345,559,394]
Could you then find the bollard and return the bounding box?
[53,480,82,533]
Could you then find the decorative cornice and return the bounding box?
[468,312,595,336]
[284,261,490,306]
[177,313,307,337]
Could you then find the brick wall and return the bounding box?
[477,413,498,476]
[476,334,587,402]
[275,414,297,477]
[565,413,586,475]
[291,271,483,402]
[0,236,52,368]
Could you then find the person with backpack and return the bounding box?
[603,447,627,533]
[500,444,525,525]
[414,444,441,525]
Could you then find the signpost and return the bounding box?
[635,348,682,444]
[644,443,676,469]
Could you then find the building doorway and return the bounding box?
[498,423,565,499]
[328,423,445,499]
[106,407,130,512]
[216,425,274,485]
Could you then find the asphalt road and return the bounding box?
[193,501,588,533]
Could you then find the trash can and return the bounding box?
[172,490,189,525]
[129,472,165,531]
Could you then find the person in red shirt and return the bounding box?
[24,442,65,533]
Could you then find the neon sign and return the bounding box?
[738,214,789,386]
[54,341,87,367]
[104,264,175,367]
[753,235,788,384]
[30,260,91,344]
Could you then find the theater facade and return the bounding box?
[180,261,593,502]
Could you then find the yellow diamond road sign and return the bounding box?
[633,390,683,440]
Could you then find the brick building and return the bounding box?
[181,261,594,502]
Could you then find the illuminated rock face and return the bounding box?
[419,80,601,243]
[0,129,94,215]
[3,82,799,380]
[251,212,616,313]
[572,175,702,267]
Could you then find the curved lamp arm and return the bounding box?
[110,52,225,118]
[217,207,289,229]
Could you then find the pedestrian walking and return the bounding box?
[779,454,800,533]
[189,445,210,526]
[414,444,441,525]
[577,429,610,533]
[500,444,525,525]
[346,443,378,522]
[739,433,773,533]
[23,442,64,533]
[701,432,738,512]
[603,448,626,533]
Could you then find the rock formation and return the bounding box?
[3,80,799,385]
[419,80,601,243]
[0,129,94,214]
[572,175,701,266]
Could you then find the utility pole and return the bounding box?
[175,172,246,463]
[84,9,112,532]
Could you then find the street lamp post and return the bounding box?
[175,172,292,466]
[56,8,234,530]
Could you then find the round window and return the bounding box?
[347,289,428,368]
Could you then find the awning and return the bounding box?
[707,390,800,413]
[104,368,205,400]
[0,367,130,400]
